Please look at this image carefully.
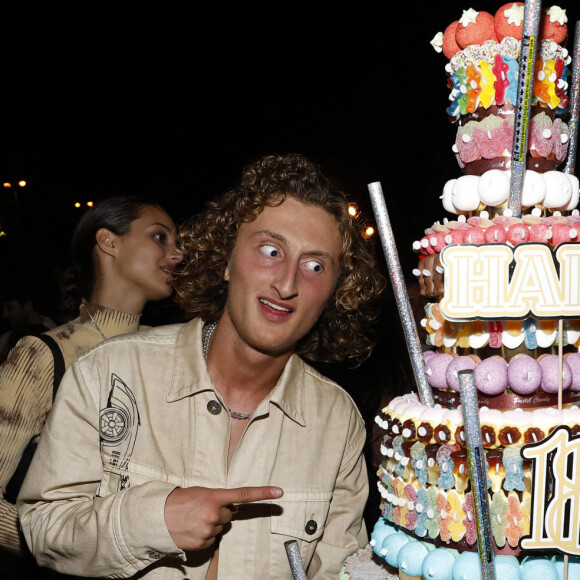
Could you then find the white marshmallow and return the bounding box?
[543,170,572,208]
[451,175,480,211]
[478,169,510,206]
[521,169,546,207]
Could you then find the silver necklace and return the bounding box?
[202,321,218,362]
[202,321,251,421]
[86,305,107,340]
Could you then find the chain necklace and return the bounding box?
[86,305,107,340]
[202,321,252,421]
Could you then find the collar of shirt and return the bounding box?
[166,318,307,427]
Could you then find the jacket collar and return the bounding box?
[168,318,307,426]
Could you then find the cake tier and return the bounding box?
[373,393,580,559]
[368,516,579,579]
[443,37,570,122]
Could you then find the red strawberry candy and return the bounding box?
[456,9,497,49]
[540,6,568,44]
[442,21,462,59]
[494,2,524,41]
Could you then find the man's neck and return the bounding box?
[205,318,292,403]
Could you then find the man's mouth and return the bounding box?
[259,299,291,312]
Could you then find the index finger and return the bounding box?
[214,486,284,506]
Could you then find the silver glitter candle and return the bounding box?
[458,369,496,580]
[508,0,542,217]
[284,540,308,580]
[368,182,434,407]
[564,21,580,175]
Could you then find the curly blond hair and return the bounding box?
[174,153,386,364]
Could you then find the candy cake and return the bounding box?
[343,3,580,579]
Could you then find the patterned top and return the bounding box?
[0,301,141,553]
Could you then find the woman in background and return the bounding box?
[0,196,183,561]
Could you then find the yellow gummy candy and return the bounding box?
[479,61,496,109]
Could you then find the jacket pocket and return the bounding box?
[270,490,332,569]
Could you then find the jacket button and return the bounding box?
[305,520,317,535]
[207,400,222,415]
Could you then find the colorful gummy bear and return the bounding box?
[456,68,470,115]
[466,65,482,112]
[491,489,509,548]
[437,490,453,542]
[463,492,477,545]
[436,445,457,490]
[425,486,441,539]
[503,447,525,492]
[505,56,519,104]
[404,483,419,531]
[411,441,429,486]
[479,61,496,108]
[392,476,409,528]
[505,491,524,547]
[493,53,510,105]
[392,436,407,477]
[447,489,467,542]
[554,58,569,109]
[415,487,430,538]
[446,71,463,118]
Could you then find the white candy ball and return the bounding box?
[451,175,480,212]
[522,170,546,207]
[478,169,510,206]
[441,179,458,214]
[543,170,572,208]
[565,174,580,211]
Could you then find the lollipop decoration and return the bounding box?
[458,369,496,580]
[368,181,435,407]
[564,20,580,175]
[507,0,542,217]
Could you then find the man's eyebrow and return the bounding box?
[251,229,336,261]
[251,229,288,244]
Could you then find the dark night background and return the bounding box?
[2,2,579,273]
[1,3,580,516]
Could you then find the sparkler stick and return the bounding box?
[507,0,542,217]
[564,20,580,175]
[368,181,434,407]
[285,540,308,580]
[458,369,496,580]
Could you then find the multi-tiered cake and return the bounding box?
[341,3,580,579]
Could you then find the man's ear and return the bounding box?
[95,228,117,257]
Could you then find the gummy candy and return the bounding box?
[493,53,510,106]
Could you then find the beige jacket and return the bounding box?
[18,318,368,579]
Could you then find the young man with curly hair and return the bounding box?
[18,153,386,579]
